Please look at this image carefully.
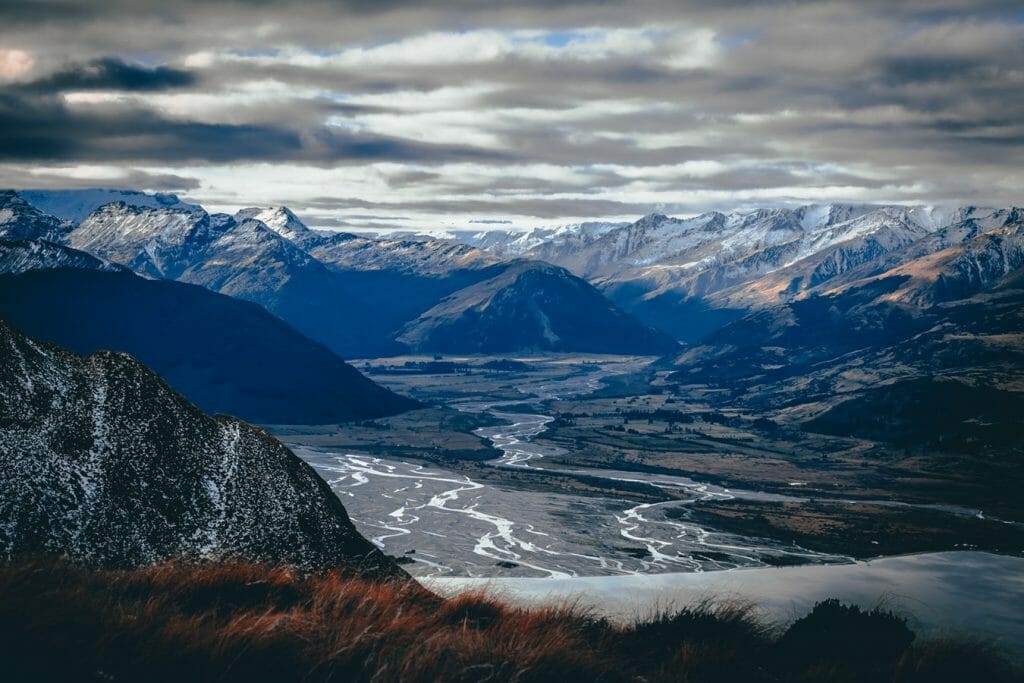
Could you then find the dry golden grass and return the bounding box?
[0,558,1018,683]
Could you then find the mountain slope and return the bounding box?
[0,317,405,577]
[661,216,1024,454]
[0,238,126,275]
[397,260,679,354]
[67,202,215,279]
[65,203,391,357]
[0,191,71,242]
[0,267,417,424]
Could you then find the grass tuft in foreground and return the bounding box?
[0,558,1019,682]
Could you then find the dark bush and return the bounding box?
[777,599,915,680]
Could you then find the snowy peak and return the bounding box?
[794,203,878,231]
[19,188,202,223]
[68,203,214,278]
[235,206,311,242]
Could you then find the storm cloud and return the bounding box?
[0,0,1020,230]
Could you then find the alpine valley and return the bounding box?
[2,187,1024,673]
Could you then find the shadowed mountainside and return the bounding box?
[0,266,417,424]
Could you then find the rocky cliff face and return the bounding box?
[0,318,406,578]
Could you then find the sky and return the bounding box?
[0,0,1021,232]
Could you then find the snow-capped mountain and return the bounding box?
[660,208,1024,423]
[308,233,498,275]
[446,221,627,259]
[68,202,220,278]
[445,203,1021,341]
[19,188,201,223]
[235,205,316,243]
[178,215,332,296]
[61,202,366,356]
[0,190,72,242]
[0,318,405,576]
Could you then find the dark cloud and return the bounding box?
[0,93,299,162]
[0,1,1021,224]
[16,58,196,93]
[875,55,988,86]
[0,168,200,191]
[0,92,512,164]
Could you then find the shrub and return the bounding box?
[776,599,915,680]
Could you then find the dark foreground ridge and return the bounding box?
[0,318,405,578]
[0,558,1019,683]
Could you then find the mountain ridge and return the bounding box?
[0,317,406,577]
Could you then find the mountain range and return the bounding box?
[446,201,1024,459]
[5,187,1022,446]
[451,204,1022,342]
[5,190,674,359]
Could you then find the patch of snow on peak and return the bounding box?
[234,206,311,241]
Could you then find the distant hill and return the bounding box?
[398,260,679,355]
[0,265,417,424]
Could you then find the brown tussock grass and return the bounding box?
[0,557,1019,683]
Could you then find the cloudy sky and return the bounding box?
[0,1,1021,231]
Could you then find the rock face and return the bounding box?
[397,260,679,355]
[0,318,406,577]
[0,264,418,425]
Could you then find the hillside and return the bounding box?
[0,318,405,576]
[398,260,679,354]
[0,267,417,424]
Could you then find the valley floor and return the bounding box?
[271,355,1024,581]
